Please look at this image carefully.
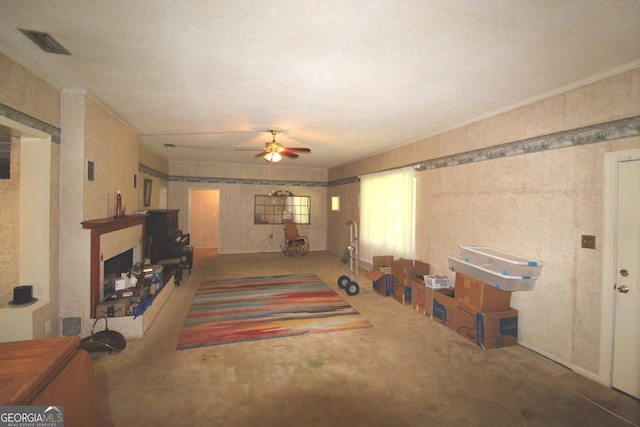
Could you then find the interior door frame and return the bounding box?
[599,147,640,387]
[188,187,220,249]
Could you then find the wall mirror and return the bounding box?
[143,178,152,207]
[254,195,311,225]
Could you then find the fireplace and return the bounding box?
[103,248,133,299]
[83,214,176,338]
[82,215,147,318]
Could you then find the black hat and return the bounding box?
[9,285,37,306]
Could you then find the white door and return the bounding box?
[189,189,219,248]
[158,187,167,209]
[612,158,640,398]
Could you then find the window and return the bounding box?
[254,195,311,225]
[331,196,340,211]
[360,167,416,263]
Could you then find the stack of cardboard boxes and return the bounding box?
[454,272,518,349]
[367,256,518,350]
[412,275,451,317]
[390,258,430,305]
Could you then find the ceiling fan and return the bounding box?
[234,130,311,163]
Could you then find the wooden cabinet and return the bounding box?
[0,336,105,427]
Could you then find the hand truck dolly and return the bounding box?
[337,221,360,295]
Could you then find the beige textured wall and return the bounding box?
[60,91,90,322]
[138,144,169,210]
[59,91,142,329]
[329,69,640,182]
[0,52,60,127]
[326,182,360,256]
[0,51,61,336]
[327,67,640,376]
[169,161,327,253]
[84,96,140,219]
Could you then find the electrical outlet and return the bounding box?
[45,320,51,335]
[581,235,596,249]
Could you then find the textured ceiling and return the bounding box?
[0,1,639,169]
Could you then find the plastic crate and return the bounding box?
[448,255,538,291]
[459,246,544,278]
[423,275,450,289]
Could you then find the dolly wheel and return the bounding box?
[337,275,350,289]
[346,281,360,296]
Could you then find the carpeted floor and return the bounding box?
[177,274,372,349]
[92,249,640,427]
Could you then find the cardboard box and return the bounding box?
[367,256,394,297]
[366,256,393,281]
[411,277,425,313]
[432,288,457,330]
[391,258,430,286]
[457,304,518,349]
[372,255,394,269]
[372,271,393,297]
[454,273,511,312]
[456,304,478,344]
[96,298,131,317]
[393,282,411,305]
[411,277,435,316]
[477,309,518,349]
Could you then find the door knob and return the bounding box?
[617,285,629,293]
[620,269,629,277]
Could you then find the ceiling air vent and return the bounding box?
[19,29,70,55]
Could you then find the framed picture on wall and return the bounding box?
[143,178,152,207]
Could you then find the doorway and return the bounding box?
[189,189,220,248]
[601,148,640,399]
[0,116,51,342]
[158,187,167,209]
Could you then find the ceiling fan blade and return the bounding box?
[284,147,311,153]
[281,151,299,159]
[235,147,266,151]
[254,151,269,158]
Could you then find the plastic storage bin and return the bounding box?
[448,255,539,291]
[459,246,545,278]
[423,275,450,289]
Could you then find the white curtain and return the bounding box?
[360,167,416,264]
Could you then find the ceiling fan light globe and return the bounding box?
[264,152,282,163]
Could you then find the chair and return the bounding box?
[145,237,183,286]
[281,221,309,256]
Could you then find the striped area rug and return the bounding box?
[176,274,372,350]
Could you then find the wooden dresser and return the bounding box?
[0,336,105,427]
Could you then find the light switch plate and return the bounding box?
[581,235,596,249]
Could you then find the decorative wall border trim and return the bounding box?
[168,174,328,188]
[4,99,636,187]
[0,101,61,143]
[138,163,169,181]
[328,176,361,187]
[328,115,640,186]
[413,115,640,172]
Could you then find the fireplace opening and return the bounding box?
[103,248,133,299]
